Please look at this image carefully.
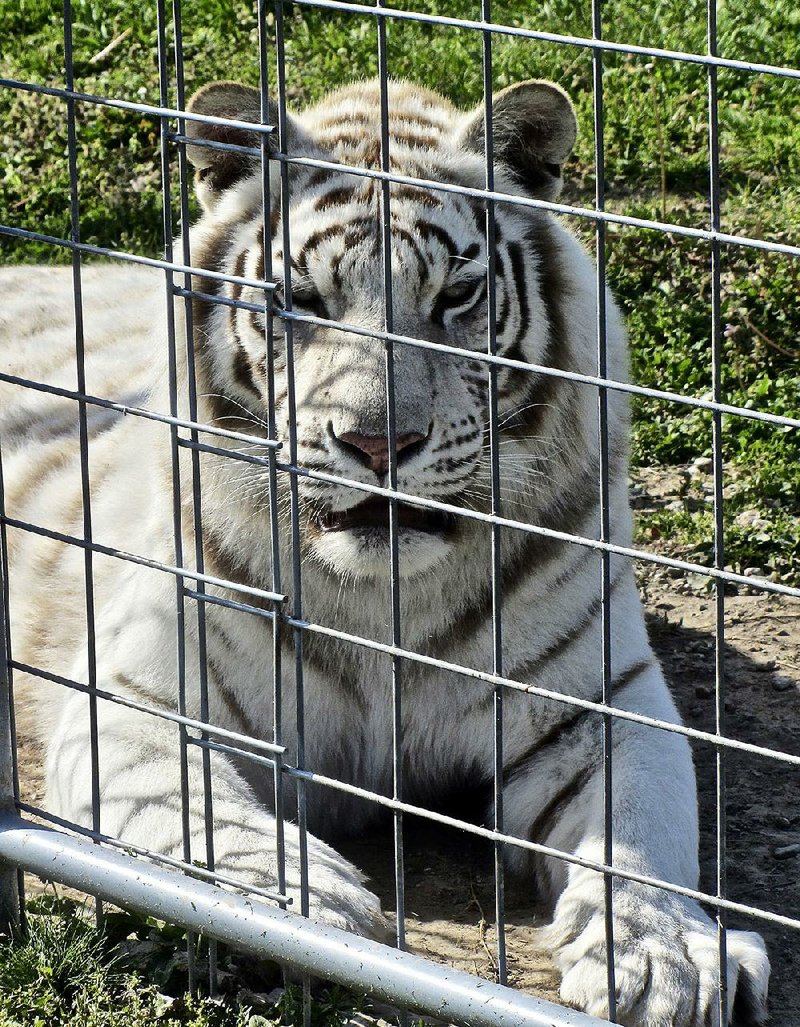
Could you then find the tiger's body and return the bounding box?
[1,79,769,1024]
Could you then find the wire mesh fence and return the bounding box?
[0,1,798,1026]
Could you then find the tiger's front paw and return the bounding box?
[305,876,390,943]
[546,891,769,1026]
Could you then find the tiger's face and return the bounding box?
[186,80,578,579]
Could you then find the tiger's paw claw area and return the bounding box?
[548,894,769,1027]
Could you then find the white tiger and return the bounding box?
[0,79,770,1025]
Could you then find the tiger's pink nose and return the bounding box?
[337,431,427,475]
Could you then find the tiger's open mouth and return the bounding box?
[317,497,455,535]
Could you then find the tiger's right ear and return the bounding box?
[457,81,577,200]
[185,82,306,209]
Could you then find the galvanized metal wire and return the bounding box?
[0,1,797,1025]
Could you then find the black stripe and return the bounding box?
[296,223,349,267]
[202,523,271,601]
[314,186,355,211]
[414,220,457,256]
[306,168,333,189]
[527,764,595,847]
[207,655,258,738]
[269,204,281,239]
[507,240,530,350]
[230,249,246,301]
[502,217,575,443]
[429,434,625,661]
[229,315,261,397]
[393,226,429,282]
[392,184,443,208]
[466,198,485,235]
[503,657,654,791]
[191,227,259,428]
[524,660,655,846]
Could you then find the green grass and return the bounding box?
[1,0,797,579]
[0,895,363,1027]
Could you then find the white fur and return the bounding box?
[0,79,769,1026]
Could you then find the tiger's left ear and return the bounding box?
[457,81,577,200]
[184,81,312,210]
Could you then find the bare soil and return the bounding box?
[343,576,800,1025]
[15,468,800,1024]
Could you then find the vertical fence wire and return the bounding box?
[375,2,408,985]
[590,0,617,1019]
[165,0,220,991]
[256,0,289,920]
[156,0,198,993]
[0,449,23,932]
[2,3,796,1023]
[479,0,507,987]
[273,5,312,1021]
[706,1,729,1022]
[62,0,103,928]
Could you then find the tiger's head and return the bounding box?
[184,79,590,581]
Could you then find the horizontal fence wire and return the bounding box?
[0,0,797,1023]
[1,515,287,605]
[281,0,800,81]
[10,660,286,758]
[15,802,290,905]
[5,154,800,262]
[13,606,800,771]
[9,728,800,935]
[3,262,799,434]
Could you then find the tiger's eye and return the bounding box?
[441,280,481,304]
[290,288,329,319]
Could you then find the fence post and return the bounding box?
[0,553,20,934]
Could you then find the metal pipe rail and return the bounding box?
[0,814,611,1027]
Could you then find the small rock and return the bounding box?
[691,456,713,473]
[695,685,712,699]
[743,566,767,578]
[734,509,771,532]
[153,994,176,1016]
[772,674,795,693]
[773,843,800,860]
[238,990,273,1012]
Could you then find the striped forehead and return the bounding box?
[281,175,487,288]
[303,83,455,166]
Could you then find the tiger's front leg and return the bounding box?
[503,662,769,1027]
[44,685,387,939]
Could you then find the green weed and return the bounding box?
[0,0,797,576]
[0,894,366,1027]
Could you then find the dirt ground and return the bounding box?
[15,468,800,1024]
[342,576,800,1025]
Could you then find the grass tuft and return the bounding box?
[0,894,366,1027]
